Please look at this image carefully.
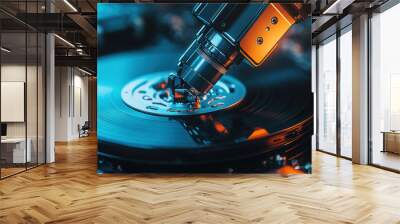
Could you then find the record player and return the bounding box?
[97,3,313,173]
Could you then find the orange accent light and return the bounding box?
[160,83,166,89]
[174,92,184,99]
[214,122,228,134]
[277,165,304,176]
[248,128,269,140]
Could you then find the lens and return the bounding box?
[179,29,239,95]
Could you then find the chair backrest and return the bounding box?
[82,121,90,129]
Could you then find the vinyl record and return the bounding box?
[98,47,313,167]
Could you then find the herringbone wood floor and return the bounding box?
[1,135,400,224]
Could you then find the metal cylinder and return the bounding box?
[178,29,239,95]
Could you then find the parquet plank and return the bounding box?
[0,135,400,223]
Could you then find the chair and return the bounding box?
[78,121,90,138]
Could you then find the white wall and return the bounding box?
[54,67,89,141]
[1,65,26,139]
[72,73,89,138]
[55,67,70,141]
[1,64,39,138]
[1,63,46,164]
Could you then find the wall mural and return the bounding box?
[97,3,312,173]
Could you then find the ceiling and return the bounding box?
[0,0,98,72]
[0,0,394,74]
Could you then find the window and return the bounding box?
[317,36,337,154]
[339,28,352,158]
[370,3,400,171]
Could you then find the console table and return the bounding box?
[382,131,400,154]
[1,138,32,164]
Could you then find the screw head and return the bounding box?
[271,16,278,24]
[256,37,263,45]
